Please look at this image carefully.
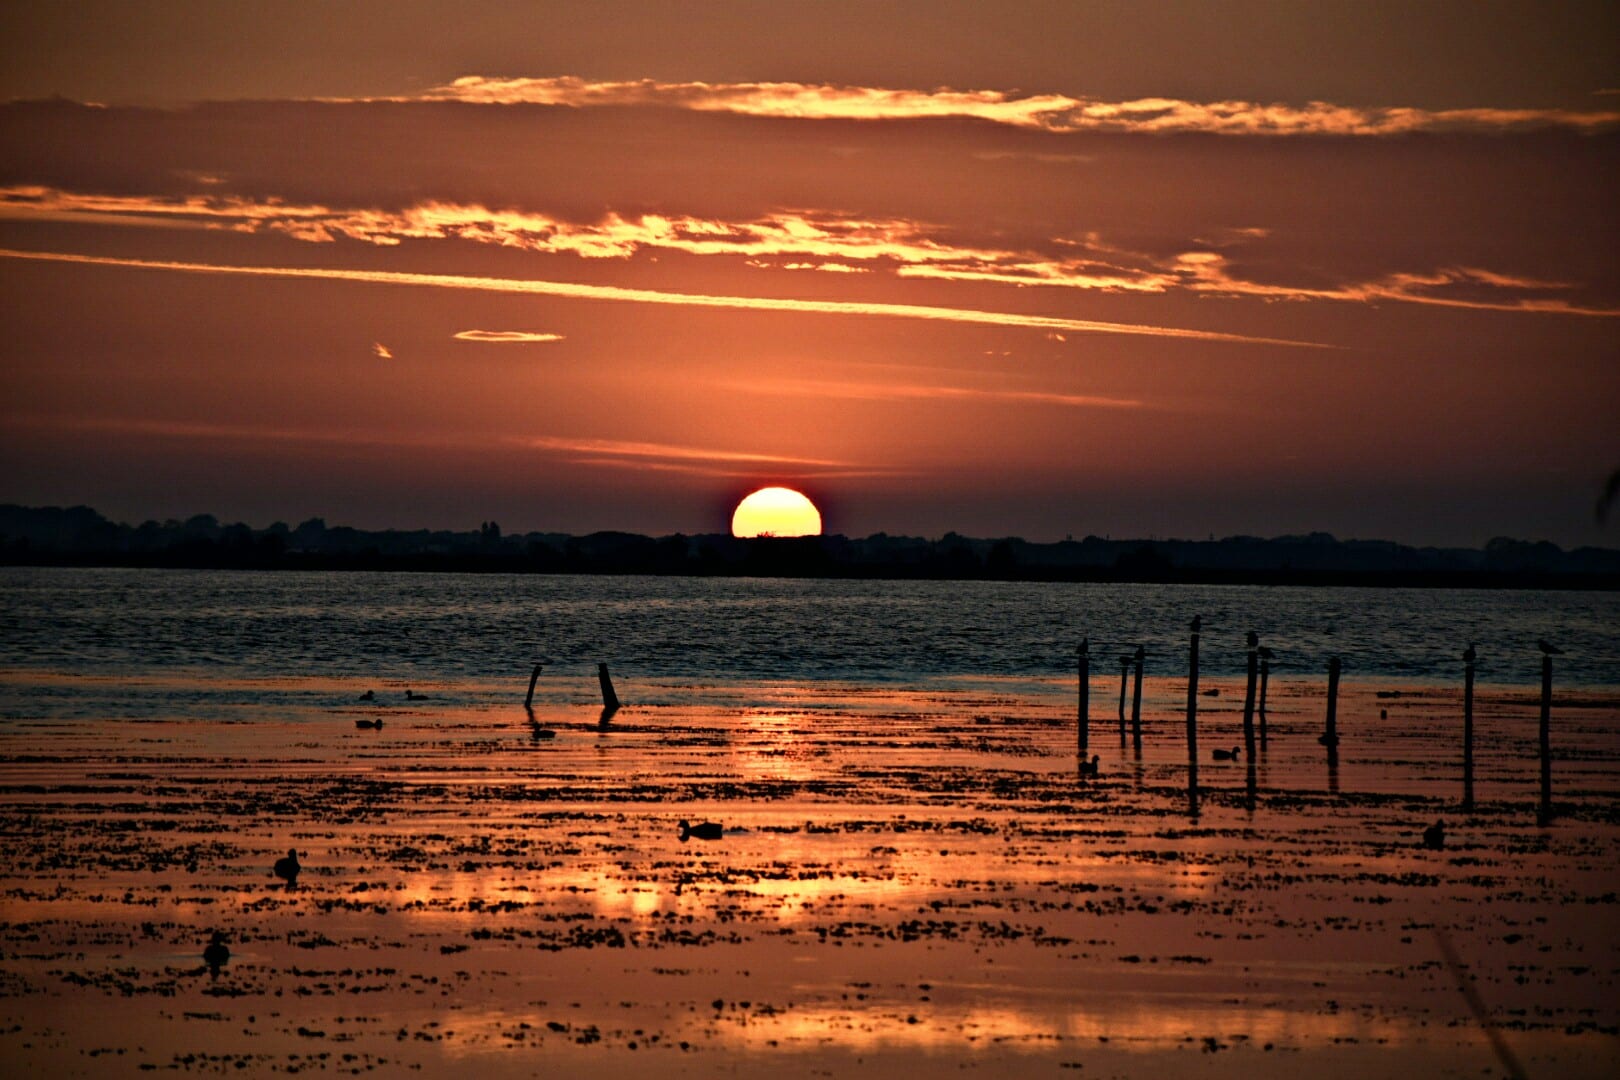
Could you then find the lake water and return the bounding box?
[1,568,1615,721]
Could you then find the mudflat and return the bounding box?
[1,671,1616,1078]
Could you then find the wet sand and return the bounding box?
[1,672,1617,1077]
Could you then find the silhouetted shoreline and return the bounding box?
[3,504,1617,589]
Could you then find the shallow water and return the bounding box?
[1,569,1617,1076]
[2,569,1616,718]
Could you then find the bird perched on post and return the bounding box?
[1422,820,1445,850]
[1079,754,1100,777]
[1190,615,1201,634]
[1078,637,1088,655]
[273,848,301,888]
[678,820,723,842]
[1537,640,1563,656]
[1246,630,1259,649]
[1463,643,1476,664]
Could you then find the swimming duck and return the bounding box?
[355,718,383,730]
[358,690,375,701]
[1212,746,1241,761]
[678,820,723,841]
[203,931,230,973]
[273,848,301,887]
[1078,755,1101,777]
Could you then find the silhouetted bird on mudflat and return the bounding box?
[1212,746,1241,761]
[358,690,375,701]
[273,848,301,888]
[405,689,428,700]
[1537,640,1563,656]
[1422,820,1445,850]
[203,931,230,975]
[355,718,382,730]
[678,820,723,842]
[1079,755,1100,777]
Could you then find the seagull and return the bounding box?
[1190,615,1201,633]
[1246,630,1259,649]
[1537,640,1563,656]
[203,931,230,975]
[1422,820,1445,850]
[1078,637,1089,655]
[1462,643,1476,664]
[354,718,382,730]
[273,848,301,888]
[1212,746,1241,761]
[678,820,724,842]
[1079,754,1101,777]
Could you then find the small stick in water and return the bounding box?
[525,663,543,708]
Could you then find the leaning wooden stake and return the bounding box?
[599,662,621,711]
[1130,645,1145,756]
[1538,653,1553,826]
[525,663,544,708]
[1186,616,1201,816]
[1077,638,1090,760]
[1462,646,1476,812]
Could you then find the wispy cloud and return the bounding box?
[9,187,1607,319]
[453,330,565,343]
[723,378,1148,411]
[0,247,1319,346]
[516,435,884,478]
[400,76,1620,135]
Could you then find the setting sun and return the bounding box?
[731,487,822,538]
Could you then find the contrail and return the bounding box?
[0,247,1329,349]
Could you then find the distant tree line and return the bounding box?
[2,504,1617,588]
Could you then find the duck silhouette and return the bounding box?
[1078,754,1100,777]
[405,688,428,700]
[678,820,723,842]
[1422,820,1445,850]
[273,848,301,888]
[358,689,375,701]
[354,718,383,730]
[1317,732,1340,748]
[1212,746,1241,761]
[203,931,230,977]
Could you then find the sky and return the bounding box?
[1,1,1616,546]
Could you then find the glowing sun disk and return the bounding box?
[732,487,822,538]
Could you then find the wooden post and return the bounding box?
[1242,634,1259,762]
[1130,645,1145,756]
[1077,639,1090,760]
[1186,617,1200,817]
[1539,654,1553,826]
[598,662,621,711]
[1117,656,1131,742]
[1463,650,1475,812]
[1258,657,1270,748]
[1323,657,1341,765]
[525,663,543,708]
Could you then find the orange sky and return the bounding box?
[1,1,1616,544]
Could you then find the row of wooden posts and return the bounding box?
[1076,618,1559,824]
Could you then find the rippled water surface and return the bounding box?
[2,568,1616,697]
